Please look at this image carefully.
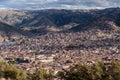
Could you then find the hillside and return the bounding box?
[0,8,120,33]
[0,22,31,42]
[0,8,120,76]
[0,9,94,28]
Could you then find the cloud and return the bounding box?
[0,0,119,10]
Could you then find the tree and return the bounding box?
[109,61,120,80]
[58,61,120,80]
[27,66,54,80]
[92,61,112,80]
[58,63,94,80]
[0,60,27,80]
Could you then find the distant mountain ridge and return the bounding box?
[0,22,23,42]
[0,21,33,42]
[0,7,120,37]
[0,9,94,27]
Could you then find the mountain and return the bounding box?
[0,8,120,34]
[0,21,31,42]
[0,9,94,28]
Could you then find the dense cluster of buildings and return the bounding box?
[0,30,120,74]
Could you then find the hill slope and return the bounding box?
[0,22,31,42]
[0,8,120,34]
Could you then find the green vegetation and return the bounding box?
[0,61,26,80]
[0,60,120,80]
[27,66,54,80]
[0,61,54,80]
[58,61,120,80]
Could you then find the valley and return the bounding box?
[0,8,120,74]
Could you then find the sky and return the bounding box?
[0,0,120,10]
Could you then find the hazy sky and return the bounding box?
[0,0,119,10]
